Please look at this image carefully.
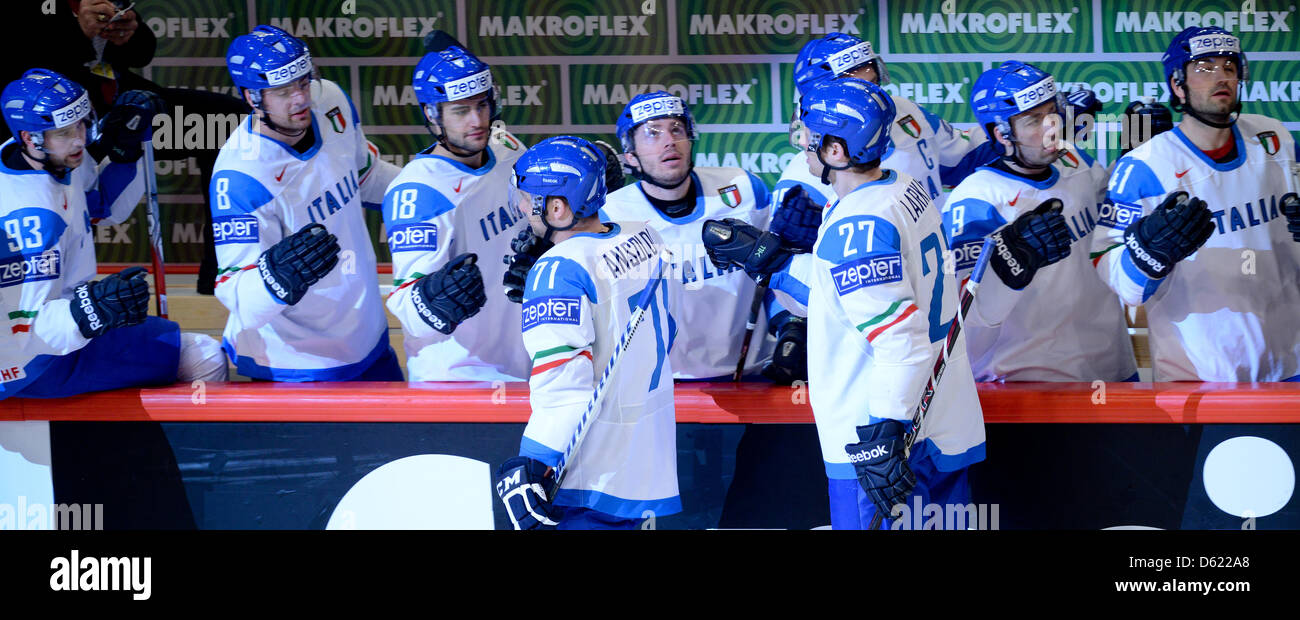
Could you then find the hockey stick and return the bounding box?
[142,139,168,319]
[733,277,768,382]
[550,253,668,498]
[867,238,992,530]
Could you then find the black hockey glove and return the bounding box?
[495,456,560,530]
[761,313,807,386]
[701,218,796,281]
[413,253,487,334]
[258,223,340,306]
[1122,191,1215,279]
[1280,193,1300,243]
[769,185,823,253]
[845,419,916,520]
[71,266,150,339]
[986,198,1073,290]
[502,229,554,304]
[94,90,166,164]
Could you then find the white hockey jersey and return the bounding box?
[773,97,992,212]
[382,128,531,381]
[517,221,681,518]
[1092,115,1300,381]
[600,167,773,379]
[943,143,1138,382]
[209,79,400,381]
[0,140,145,397]
[797,170,985,479]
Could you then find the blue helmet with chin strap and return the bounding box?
[226,25,314,104]
[512,136,608,220]
[970,61,1064,157]
[800,77,895,166]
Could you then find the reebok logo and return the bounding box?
[75,286,102,332]
[1114,11,1291,33]
[1125,232,1166,275]
[584,83,753,106]
[901,12,1074,34]
[991,231,1024,276]
[258,254,291,301]
[479,15,649,37]
[847,445,889,463]
[688,13,860,36]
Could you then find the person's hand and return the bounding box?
[103,5,139,46]
[75,0,119,40]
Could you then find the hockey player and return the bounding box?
[211,25,403,381]
[943,61,1137,382]
[773,33,995,217]
[705,79,986,529]
[1092,26,1300,381]
[494,136,679,530]
[381,45,529,381]
[599,90,778,381]
[1,69,226,399]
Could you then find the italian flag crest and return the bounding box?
[897,115,921,139]
[1258,131,1280,156]
[496,131,522,151]
[1059,150,1079,168]
[326,107,347,133]
[719,184,741,207]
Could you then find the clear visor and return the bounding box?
[789,102,807,149]
[635,119,692,144]
[507,176,547,218]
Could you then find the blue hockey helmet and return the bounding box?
[615,90,698,153]
[800,77,895,166]
[1,68,96,141]
[512,136,608,220]
[226,25,314,101]
[970,61,1064,150]
[793,33,890,102]
[412,45,498,125]
[1163,26,1249,87]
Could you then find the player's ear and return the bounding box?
[992,125,1013,148]
[1169,76,1185,103]
[547,197,572,223]
[622,151,639,169]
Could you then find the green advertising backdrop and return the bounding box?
[102,0,1297,264]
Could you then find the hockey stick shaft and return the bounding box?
[142,140,168,319]
[867,240,991,530]
[733,278,768,382]
[550,254,667,498]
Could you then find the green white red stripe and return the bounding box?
[857,299,919,343]
[215,264,256,287]
[9,310,37,334]
[530,344,594,376]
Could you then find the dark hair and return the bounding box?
[821,136,880,173]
